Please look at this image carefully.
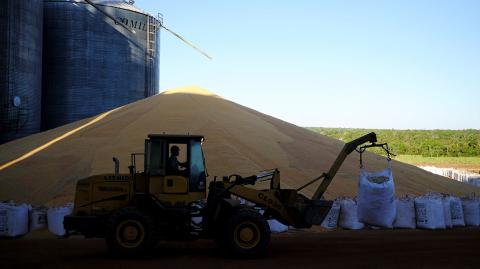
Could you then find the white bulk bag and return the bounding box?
[258,208,288,233]
[0,204,9,236]
[338,198,364,230]
[462,199,480,226]
[357,166,396,228]
[0,203,29,237]
[414,197,446,230]
[191,216,203,226]
[47,204,74,236]
[268,219,288,233]
[442,198,453,228]
[30,207,48,231]
[321,201,341,229]
[448,196,465,227]
[393,197,416,229]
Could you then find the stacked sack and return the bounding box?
[414,193,469,230]
[324,193,473,231]
[0,202,29,237]
[462,197,480,226]
[414,193,446,230]
[321,200,341,229]
[267,219,289,233]
[47,203,74,236]
[316,152,475,232]
[357,162,396,228]
[0,202,75,238]
[448,196,465,227]
[257,207,289,233]
[30,206,48,231]
[393,196,416,229]
[338,198,364,230]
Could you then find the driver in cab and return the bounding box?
[168,145,187,175]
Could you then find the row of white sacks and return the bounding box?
[0,201,290,236]
[0,202,73,237]
[321,195,480,230]
[322,164,480,230]
[2,194,478,237]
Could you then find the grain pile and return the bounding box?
[0,86,478,205]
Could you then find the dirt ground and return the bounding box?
[1,228,480,269]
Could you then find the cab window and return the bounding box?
[189,140,206,191]
[146,139,166,176]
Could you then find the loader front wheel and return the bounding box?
[105,207,158,257]
[219,209,270,258]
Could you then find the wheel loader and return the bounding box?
[64,132,382,257]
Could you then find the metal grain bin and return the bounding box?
[0,0,44,144]
[42,0,160,129]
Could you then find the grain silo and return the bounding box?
[42,0,160,129]
[0,0,44,144]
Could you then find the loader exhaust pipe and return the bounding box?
[113,157,120,177]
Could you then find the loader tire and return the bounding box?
[219,208,270,258]
[105,207,158,257]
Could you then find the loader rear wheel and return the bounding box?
[219,208,270,258]
[105,207,158,257]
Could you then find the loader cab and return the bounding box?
[144,134,207,206]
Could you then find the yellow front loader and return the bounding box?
[65,132,382,257]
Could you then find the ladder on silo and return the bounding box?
[145,15,160,97]
[147,15,158,59]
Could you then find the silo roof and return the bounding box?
[89,0,146,14]
[47,0,147,14]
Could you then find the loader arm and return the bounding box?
[209,171,333,228]
[206,132,379,229]
[310,132,377,199]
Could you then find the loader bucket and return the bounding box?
[303,200,333,225]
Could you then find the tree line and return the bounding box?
[308,128,480,157]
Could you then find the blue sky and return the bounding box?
[134,0,480,129]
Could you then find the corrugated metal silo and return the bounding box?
[0,0,44,144]
[42,0,160,129]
